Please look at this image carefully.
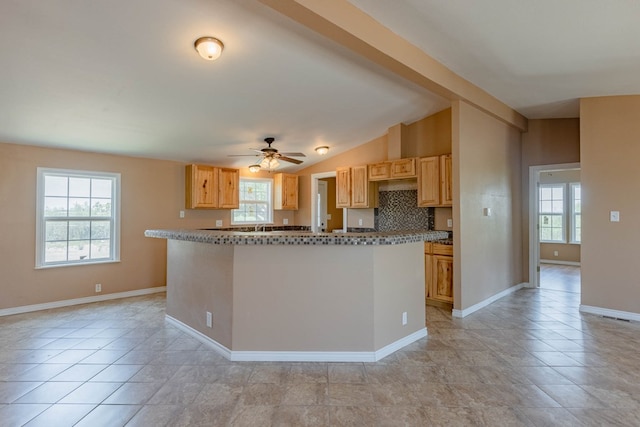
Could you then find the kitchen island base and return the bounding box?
[164,239,427,362]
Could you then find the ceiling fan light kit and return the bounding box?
[229,137,306,172]
[194,36,224,61]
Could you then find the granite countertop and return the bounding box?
[144,228,450,246]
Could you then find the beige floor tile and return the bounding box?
[24,404,96,427]
[73,404,141,427]
[14,381,82,403]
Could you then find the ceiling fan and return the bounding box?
[229,137,306,171]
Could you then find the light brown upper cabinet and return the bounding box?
[218,168,239,209]
[418,154,452,207]
[336,165,378,209]
[274,173,298,210]
[185,164,239,209]
[368,158,416,181]
[440,154,453,206]
[368,162,391,181]
[336,167,352,208]
[390,158,416,179]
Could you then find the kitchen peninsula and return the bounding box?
[145,228,448,362]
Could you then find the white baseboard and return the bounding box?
[541,260,581,266]
[167,314,427,362]
[452,282,525,318]
[0,286,167,317]
[580,305,640,323]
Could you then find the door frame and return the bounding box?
[311,171,345,233]
[528,162,580,288]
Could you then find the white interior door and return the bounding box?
[317,180,328,232]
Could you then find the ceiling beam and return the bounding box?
[260,0,528,131]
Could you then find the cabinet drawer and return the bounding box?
[432,243,453,256]
[390,158,416,178]
[368,162,391,181]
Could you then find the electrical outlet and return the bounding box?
[215,220,223,227]
[447,218,453,227]
[402,312,408,326]
[553,251,559,257]
[358,218,363,226]
[179,210,185,219]
[95,283,102,293]
[610,211,620,222]
[283,218,289,225]
[206,311,212,328]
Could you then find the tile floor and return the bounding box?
[540,263,581,294]
[2,288,640,426]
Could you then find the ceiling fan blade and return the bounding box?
[227,154,261,157]
[279,156,304,165]
[279,152,306,157]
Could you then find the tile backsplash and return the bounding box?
[376,188,434,231]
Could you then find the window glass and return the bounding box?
[232,178,273,224]
[37,168,120,268]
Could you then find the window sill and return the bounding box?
[35,259,121,270]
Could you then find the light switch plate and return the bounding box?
[179,210,185,219]
[447,218,453,227]
[283,218,289,225]
[610,211,620,222]
[215,220,223,227]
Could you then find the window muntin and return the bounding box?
[571,183,581,243]
[37,168,120,268]
[539,184,566,243]
[232,178,273,224]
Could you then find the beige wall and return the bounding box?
[0,142,293,310]
[453,101,523,311]
[521,119,580,279]
[580,95,640,313]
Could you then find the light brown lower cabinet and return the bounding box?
[425,242,453,308]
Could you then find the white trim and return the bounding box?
[166,315,427,362]
[0,286,166,317]
[540,259,581,266]
[580,305,640,323]
[528,163,580,289]
[165,315,233,359]
[452,282,525,318]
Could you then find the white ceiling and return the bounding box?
[1,0,639,170]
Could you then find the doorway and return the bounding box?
[311,172,344,233]
[529,163,581,292]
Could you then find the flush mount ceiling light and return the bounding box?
[248,164,261,173]
[315,146,329,155]
[194,36,224,61]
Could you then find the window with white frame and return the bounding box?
[570,183,581,243]
[539,184,565,243]
[36,168,120,268]
[232,178,273,224]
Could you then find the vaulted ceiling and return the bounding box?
[1,0,638,171]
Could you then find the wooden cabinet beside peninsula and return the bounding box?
[425,242,454,308]
[185,164,239,209]
[274,173,298,210]
[336,165,378,208]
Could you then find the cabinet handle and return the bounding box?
[203,179,207,188]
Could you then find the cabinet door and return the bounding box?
[186,164,218,209]
[431,255,453,303]
[390,158,416,178]
[368,162,391,181]
[417,156,440,207]
[351,165,369,208]
[440,154,453,206]
[218,168,239,209]
[425,253,433,299]
[274,173,298,210]
[336,167,351,208]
